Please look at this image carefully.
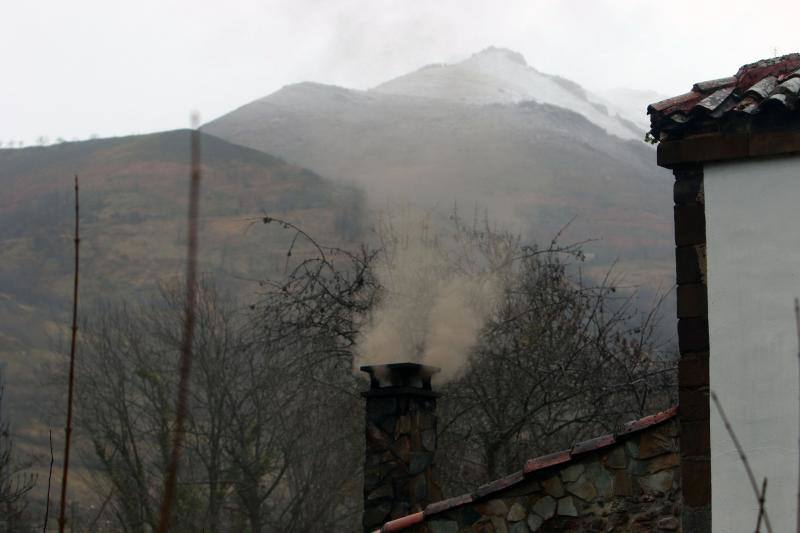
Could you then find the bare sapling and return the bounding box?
[57,175,80,533]
[156,115,202,532]
[710,390,772,533]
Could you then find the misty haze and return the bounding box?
[1,2,798,532]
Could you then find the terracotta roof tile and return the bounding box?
[616,405,678,437]
[649,54,800,141]
[523,449,571,474]
[570,433,616,456]
[423,493,474,516]
[378,511,424,532]
[692,76,737,92]
[473,469,525,500]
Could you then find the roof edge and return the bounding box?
[375,406,678,532]
[648,53,800,142]
[657,130,800,168]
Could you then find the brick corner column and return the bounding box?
[673,164,711,532]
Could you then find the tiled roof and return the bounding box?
[372,406,678,533]
[648,54,800,141]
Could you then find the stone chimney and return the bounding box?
[361,363,442,532]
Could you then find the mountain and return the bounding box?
[594,87,670,133]
[1,130,362,309]
[372,47,650,140]
[0,130,364,498]
[203,53,675,296]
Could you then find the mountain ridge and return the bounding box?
[0,128,364,463]
[370,46,651,139]
[203,57,674,298]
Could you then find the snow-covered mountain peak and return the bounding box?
[467,46,529,67]
[372,47,647,141]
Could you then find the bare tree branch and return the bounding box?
[711,390,773,533]
[58,174,80,533]
[157,116,203,532]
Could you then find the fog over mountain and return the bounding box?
[372,47,656,139]
[204,47,674,295]
[0,45,679,520]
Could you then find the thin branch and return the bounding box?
[756,477,767,533]
[58,174,80,533]
[87,488,115,532]
[157,116,202,532]
[711,390,773,533]
[795,297,800,533]
[44,429,53,532]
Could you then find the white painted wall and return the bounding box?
[705,154,800,533]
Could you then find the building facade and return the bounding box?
[650,53,800,532]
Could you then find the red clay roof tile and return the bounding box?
[380,511,424,532]
[473,469,525,500]
[523,449,571,474]
[649,54,800,141]
[570,433,616,456]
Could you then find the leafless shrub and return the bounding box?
[0,372,36,531]
[432,217,677,492]
[68,211,674,530]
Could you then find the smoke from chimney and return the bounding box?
[356,208,506,381]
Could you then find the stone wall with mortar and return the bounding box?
[396,416,681,533]
[363,364,444,532]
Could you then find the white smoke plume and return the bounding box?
[357,207,510,381]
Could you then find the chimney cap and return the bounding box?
[360,362,441,397]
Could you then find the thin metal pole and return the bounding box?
[58,175,80,532]
[156,116,202,532]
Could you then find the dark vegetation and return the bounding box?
[0,371,36,530]
[51,215,674,532]
[0,130,362,308]
[0,131,365,528]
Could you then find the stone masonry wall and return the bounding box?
[364,391,443,531]
[405,418,681,533]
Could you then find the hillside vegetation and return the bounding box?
[0,130,364,505]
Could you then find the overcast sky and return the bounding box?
[2,0,799,146]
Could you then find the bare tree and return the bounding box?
[433,218,676,492]
[0,371,36,531]
[73,250,374,532]
[67,211,674,530]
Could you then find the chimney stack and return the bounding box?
[361,363,442,532]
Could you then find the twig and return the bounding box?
[86,488,114,531]
[711,390,773,533]
[156,115,202,532]
[756,477,767,533]
[795,297,800,533]
[58,175,80,533]
[44,429,53,532]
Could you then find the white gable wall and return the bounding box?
[705,154,800,532]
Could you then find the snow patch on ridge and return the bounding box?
[372,47,645,141]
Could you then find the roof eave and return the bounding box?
[657,128,800,168]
